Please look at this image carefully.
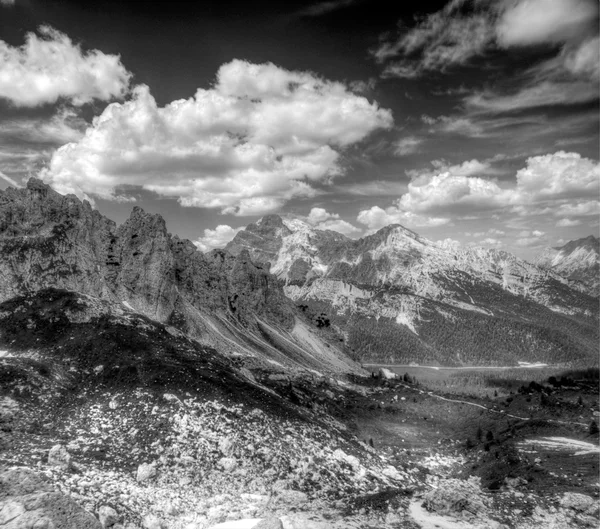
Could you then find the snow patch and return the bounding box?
[520,437,600,456]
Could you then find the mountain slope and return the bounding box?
[226,216,599,366]
[0,180,357,374]
[534,235,599,297]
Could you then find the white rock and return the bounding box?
[99,505,119,528]
[48,445,71,469]
[136,463,157,482]
[142,514,164,529]
[0,501,25,525]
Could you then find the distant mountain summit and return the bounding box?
[534,236,599,297]
[227,216,598,366]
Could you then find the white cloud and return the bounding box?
[40,60,393,215]
[393,136,423,156]
[0,26,131,107]
[556,218,582,227]
[496,0,598,47]
[465,80,598,113]
[306,207,361,236]
[514,151,599,201]
[479,237,503,246]
[398,172,507,214]
[357,205,450,231]
[194,225,244,252]
[357,151,599,231]
[374,1,496,76]
[374,0,599,130]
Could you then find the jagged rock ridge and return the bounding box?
[0,179,356,374]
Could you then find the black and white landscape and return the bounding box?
[0,1,598,529]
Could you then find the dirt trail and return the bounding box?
[397,382,589,428]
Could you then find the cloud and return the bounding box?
[375,0,598,79]
[40,59,393,215]
[357,205,450,231]
[336,180,408,197]
[405,152,599,215]
[0,26,131,107]
[514,151,599,202]
[516,229,548,248]
[465,80,598,113]
[306,207,361,236]
[393,136,423,156]
[357,151,599,231]
[556,218,582,227]
[0,108,87,145]
[373,0,497,76]
[0,0,15,5]
[296,0,361,17]
[496,0,598,47]
[398,171,507,215]
[349,77,377,94]
[194,225,244,252]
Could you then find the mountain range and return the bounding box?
[226,215,598,366]
[0,179,597,369]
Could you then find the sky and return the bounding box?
[0,0,598,259]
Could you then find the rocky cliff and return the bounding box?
[0,179,356,373]
[227,216,599,366]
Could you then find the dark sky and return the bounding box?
[0,0,598,258]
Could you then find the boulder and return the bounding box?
[136,463,157,483]
[47,445,71,470]
[98,505,119,528]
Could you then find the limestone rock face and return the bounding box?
[0,467,101,529]
[0,180,292,338]
[0,178,114,303]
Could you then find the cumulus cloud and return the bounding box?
[357,205,450,232]
[357,151,599,232]
[40,60,392,215]
[0,26,131,107]
[306,207,361,236]
[514,151,599,202]
[194,225,244,252]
